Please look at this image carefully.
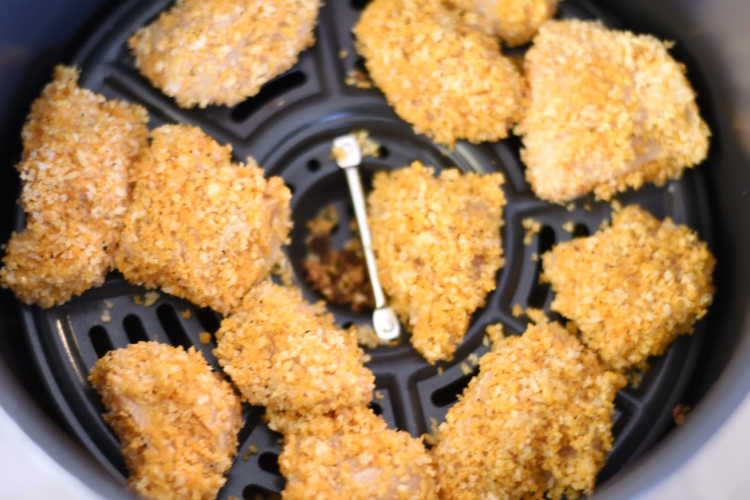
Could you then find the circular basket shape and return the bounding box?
[19,0,716,498]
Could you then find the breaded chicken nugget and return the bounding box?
[368,162,505,363]
[354,0,524,146]
[129,0,321,108]
[270,406,437,500]
[115,125,291,314]
[432,321,626,499]
[89,342,242,500]
[517,20,710,203]
[543,205,715,371]
[0,65,148,307]
[213,282,375,415]
[450,0,558,46]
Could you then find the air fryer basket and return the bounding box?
[0,1,749,499]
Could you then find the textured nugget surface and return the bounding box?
[272,407,437,500]
[432,321,626,499]
[368,162,505,363]
[450,0,558,46]
[543,205,715,371]
[129,0,320,108]
[214,282,374,415]
[89,342,242,500]
[354,0,523,146]
[517,20,710,203]
[115,125,291,314]
[0,65,148,307]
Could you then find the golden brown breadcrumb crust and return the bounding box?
[368,162,506,363]
[114,125,291,315]
[517,19,710,203]
[129,0,321,108]
[543,204,715,371]
[0,65,148,307]
[89,342,242,500]
[354,0,524,146]
[432,321,626,499]
[450,0,558,46]
[270,407,437,500]
[213,282,374,416]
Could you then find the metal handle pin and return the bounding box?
[333,135,400,341]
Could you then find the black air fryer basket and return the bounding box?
[0,1,749,499]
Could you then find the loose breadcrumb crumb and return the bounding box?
[485,323,505,347]
[368,162,506,363]
[241,443,259,461]
[354,0,523,146]
[543,205,715,370]
[181,309,192,319]
[512,303,524,317]
[673,404,691,425]
[450,0,559,46]
[525,307,547,324]
[115,125,292,315]
[199,332,212,345]
[517,20,711,203]
[0,66,148,307]
[562,221,575,233]
[128,0,321,108]
[345,68,374,89]
[89,342,242,500]
[100,311,112,324]
[214,282,374,416]
[522,217,542,245]
[432,320,626,499]
[143,291,160,308]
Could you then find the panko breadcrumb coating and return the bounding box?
[129,0,321,108]
[213,282,374,415]
[517,20,711,203]
[354,0,524,146]
[432,321,626,499]
[450,0,559,46]
[115,125,291,315]
[270,407,437,500]
[89,342,242,500]
[368,162,505,363]
[0,66,148,307]
[542,205,715,371]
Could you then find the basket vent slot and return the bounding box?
[89,326,113,357]
[196,307,221,334]
[123,314,148,344]
[157,304,191,349]
[431,367,479,408]
[230,71,307,122]
[258,452,281,476]
[527,225,555,308]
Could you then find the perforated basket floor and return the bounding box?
[20,0,715,498]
